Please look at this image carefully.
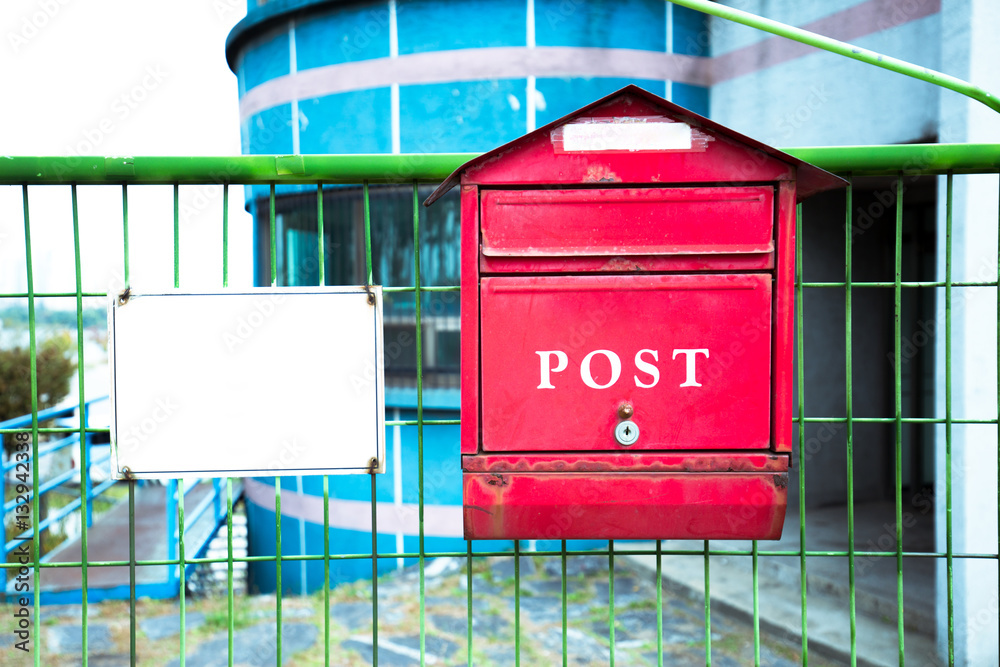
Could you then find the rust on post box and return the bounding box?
[424,85,846,541]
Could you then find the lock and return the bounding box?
[614,420,639,446]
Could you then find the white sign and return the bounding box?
[108,287,385,479]
[561,119,693,152]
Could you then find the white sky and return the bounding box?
[0,0,255,300]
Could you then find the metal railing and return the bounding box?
[1,149,999,666]
[0,396,231,601]
[165,478,227,591]
[1,397,112,587]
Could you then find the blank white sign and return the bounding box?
[109,288,385,479]
[561,120,693,152]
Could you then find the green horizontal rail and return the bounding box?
[2,415,993,437]
[1,145,1000,186]
[667,0,1000,116]
[1,548,995,570]
[787,143,1000,175]
[0,154,478,185]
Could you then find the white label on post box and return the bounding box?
[560,119,693,152]
[108,287,385,479]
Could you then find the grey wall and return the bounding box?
[710,0,941,147]
[792,179,935,510]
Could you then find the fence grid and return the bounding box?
[1,150,999,666]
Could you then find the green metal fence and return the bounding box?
[0,145,998,666]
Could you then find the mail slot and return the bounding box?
[425,85,846,540]
[480,186,775,258]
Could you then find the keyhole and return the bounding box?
[615,420,639,446]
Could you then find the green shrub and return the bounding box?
[0,332,77,451]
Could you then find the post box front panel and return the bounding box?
[480,273,772,452]
[481,186,774,258]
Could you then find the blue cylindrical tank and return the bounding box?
[227,0,709,157]
[226,0,710,595]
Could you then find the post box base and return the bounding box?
[463,471,787,541]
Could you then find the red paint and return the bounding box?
[460,96,798,191]
[479,273,772,451]
[480,253,774,275]
[426,85,845,541]
[460,185,480,455]
[772,181,798,454]
[464,472,788,540]
[463,452,790,473]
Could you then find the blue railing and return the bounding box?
[1,397,113,575]
[2,396,232,596]
[166,477,227,588]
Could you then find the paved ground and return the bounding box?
[624,503,940,667]
[329,554,824,666]
[4,552,831,666]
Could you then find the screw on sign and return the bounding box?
[425,85,846,540]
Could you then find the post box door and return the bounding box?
[479,273,772,451]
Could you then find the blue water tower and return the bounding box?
[225,0,709,594]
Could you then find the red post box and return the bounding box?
[425,85,845,540]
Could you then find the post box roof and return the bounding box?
[424,85,846,206]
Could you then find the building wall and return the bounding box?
[231,0,948,154]
[227,0,956,507]
[227,0,717,593]
[711,0,941,147]
[695,0,947,515]
[227,10,1000,648]
[230,0,711,160]
[935,0,1000,663]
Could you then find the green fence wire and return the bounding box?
[0,150,998,667]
